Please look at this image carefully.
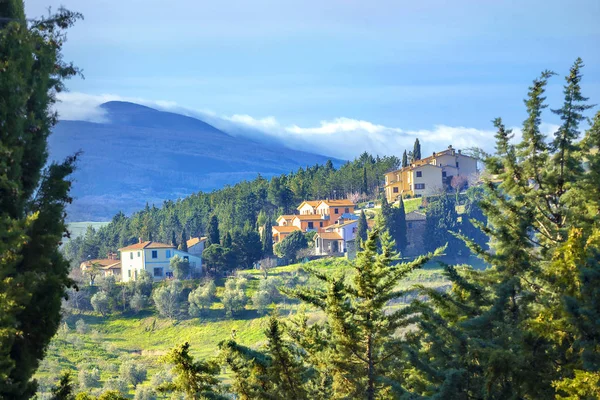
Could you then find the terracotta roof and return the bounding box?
[186,237,207,248]
[297,200,321,210]
[406,211,427,221]
[336,220,358,228]
[318,199,355,207]
[293,214,326,221]
[276,215,296,222]
[317,232,343,240]
[119,241,175,251]
[272,226,301,233]
[80,259,121,270]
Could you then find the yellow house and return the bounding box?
[384,145,478,202]
[297,200,321,215]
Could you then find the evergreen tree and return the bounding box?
[171,230,178,248]
[402,150,408,168]
[261,219,273,256]
[274,230,308,262]
[157,342,224,399]
[357,210,368,244]
[180,229,188,252]
[222,231,233,249]
[0,4,82,397]
[207,215,220,246]
[50,371,76,400]
[362,166,368,194]
[413,138,421,161]
[394,197,408,256]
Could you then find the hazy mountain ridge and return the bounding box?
[49,101,342,221]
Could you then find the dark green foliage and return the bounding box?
[402,150,408,168]
[50,371,75,400]
[424,194,464,258]
[413,138,421,161]
[222,231,232,248]
[395,197,408,256]
[362,166,368,194]
[171,230,178,248]
[0,3,82,397]
[158,342,224,399]
[171,255,191,280]
[207,215,220,246]
[232,228,262,269]
[261,219,273,256]
[274,230,308,262]
[357,210,368,244]
[179,229,188,252]
[202,244,234,275]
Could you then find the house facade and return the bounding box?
[119,240,202,282]
[405,211,427,257]
[79,253,122,280]
[384,145,478,202]
[314,220,358,256]
[186,236,207,257]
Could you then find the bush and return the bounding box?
[75,319,88,334]
[134,385,157,400]
[150,367,173,387]
[222,277,247,317]
[90,292,110,316]
[78,367,101,389]
[252,290,271,315]
[103,378,128,394]
[130,293,147,313]
[119,360,147,388]
[152,281,183,319]
[188,280,216,317]
[170,255,191,280]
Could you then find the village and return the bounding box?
[80,145,479,283]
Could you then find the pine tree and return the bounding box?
[413,138,421,161]
[402,150,408,168]
[0,4,82,397]
[357,210,368,244]
[362,166,368,194]
[207,215,220,246]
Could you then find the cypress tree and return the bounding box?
[0,4,82,397]
[395,197,407,256]
[207,214,220,246]
[171,230,178,248]
[413,138,421,161]
[261,219,273,256]
[222,231,233,249]
[362,166,368,194]
[357,210,368,244]
[179,230,188,252]
[402,150,408,168]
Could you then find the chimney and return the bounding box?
[138,237,142,243]
[458,149,462,154]
[448,145,452,149]
[433,152,436,156]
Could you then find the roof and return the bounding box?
[292,214,326,221]
[80,259,121,270]
[276,215,296,222]
[186,237,207,248]
[316,232,343,240]
[386,146,475,175]
[318,199,355,207]
[406,211,427,221]
[119,241,175,251]
[336,220,358,228]
[272,226,301,233]
[297,200,321,210]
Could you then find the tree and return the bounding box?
[119,360,147,388]
[402,150,409,168]
[362,166,368,194]
[179,229,188,252]
[50,371,75,400]
[0,7,81,393]
[413,138,421,161]
[152,281,183,319]
[252,277,281,315]
[450,174,468,204]
[157,342,224,399]
[222,278,248,317]
[232,229,262,269]
[394,197,408,256]
[91,292,110,317]
[84,262,102,286]
[78,368,101,390]
[188,280,216,316]
[424,194,463,257]
[129,293,147,313]
[203,244,234,275]
[171,230,178,248]
[274,230,308,262]
[206,215,220,246]
[357,210,368,245]
[170,255,191,280]
[261,219,273,256]
[222,231,233,248]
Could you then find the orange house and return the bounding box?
[272,225,301,243]
[315,200,355,221]
[291,214,330,231]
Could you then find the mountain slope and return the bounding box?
[49,102,341,221]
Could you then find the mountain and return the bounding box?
[48,101,341,221]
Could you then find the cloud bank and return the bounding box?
[54,92,558,160]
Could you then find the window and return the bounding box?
[415,183,426,190]
[183,256,189,262]
[345,207,349,213]
[416,171,422,177]
[152,250,158,259]
[308,222,314,229]
[334,208,339,214]
[456,162,459,168]
[137,251,140,257]
[166,271,173,278]
[128,270,131,277]
[393,187,399,193]
[130,252,133,260]
[320,222,323,227]
[166,250,171,258]
[442,171,447,178]
[153,267,163,277]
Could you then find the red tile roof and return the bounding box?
[317,232,343,240]
[119,241,175,251]
[186,237,207,248]
[80,259,121,270]
[293,214,326,221]
[272,226,301,233]
[318,199,355,207]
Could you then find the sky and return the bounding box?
[26,0,600,159]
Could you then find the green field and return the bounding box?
[35,256,473,396]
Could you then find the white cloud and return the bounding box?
[53,92,524,160]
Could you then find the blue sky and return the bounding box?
[26,0,600,159]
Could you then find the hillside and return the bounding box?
[49,102,341,221]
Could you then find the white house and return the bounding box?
[314,220,358,256]
[119,240,202,282]
[186,236,207,257]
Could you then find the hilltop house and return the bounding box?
[384,145,478,202]
[119,240,202,282]
[314,220,358,256]
[273,199,357,243]
[79,252,122,280]
[186,236,207,256]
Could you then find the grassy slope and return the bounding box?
[36,256,476,395]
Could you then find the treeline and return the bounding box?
[64,153,399,266]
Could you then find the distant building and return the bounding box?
[186,236,207,256]
[79,252,121,280]
[314,220,358,256]
[119,240,202,282]
[384,145,478,202]
[405,211,427,257]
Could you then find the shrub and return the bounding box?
[103,378,128,394]
[152,281,183,319]
[134,385,157,400]
[252,290,271,315]
[75,319,88,334]
[222,278,247,317]
[170,255,191,280]
[129,293,147,313]
[188,280,216,317]
[78,367,101,389]
[119,360,147,388]
[90,292,110,316]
